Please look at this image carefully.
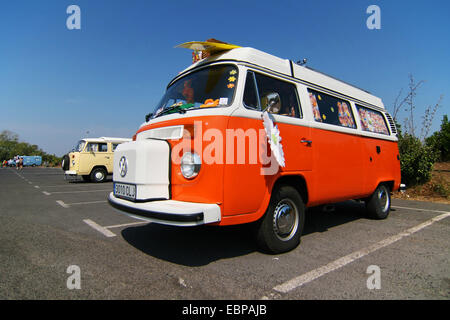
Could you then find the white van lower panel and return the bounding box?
[108,192,221,226]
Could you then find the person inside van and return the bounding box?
[87,143,98,152]
[279,94,296,117]
[182,79,195,104]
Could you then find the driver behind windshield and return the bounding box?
[182,79,194,104]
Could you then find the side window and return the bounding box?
[86,143,107,152]
[356,105,389,135]
[243,72,259,109]
[255,73,301,118]
[98,143,108,152]
[308,89,356,128]
[112,143,119,151]
[86,143,98,152]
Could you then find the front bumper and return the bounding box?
[64,170,77,175]
[108,192,221,226]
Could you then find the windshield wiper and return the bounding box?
[153,103,195,119]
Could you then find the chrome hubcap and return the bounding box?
[273,199,298,241]
[377,186,389,212]
[95,172,104,180]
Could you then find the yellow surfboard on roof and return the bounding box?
[176,41,241,54]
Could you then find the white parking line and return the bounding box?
[271,211,450,295]
[68,200,108,206]
[83,219,116,237]
[46,189,110,195]
[39,184,112,188]
[105,221,148,229]
[392,206,449,214]
[42,191,51,196]
[56,200,70,208]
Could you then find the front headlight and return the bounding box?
[180,152,201,179]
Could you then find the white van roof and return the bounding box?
[82,137,131,143]
[176,47,384,109]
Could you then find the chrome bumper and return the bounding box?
[108,192,221,226]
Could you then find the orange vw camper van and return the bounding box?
[108,42,401,253]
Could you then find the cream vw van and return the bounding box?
[108,42,401,253]
[62,137,131,182]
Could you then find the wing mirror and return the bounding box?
[261,92,281,114]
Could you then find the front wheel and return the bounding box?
[256,185,305,254]
[366,184,391,219]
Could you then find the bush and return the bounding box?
[426,115,450,162]
[398,132,437,187]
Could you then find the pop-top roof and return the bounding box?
[82,137,131,143]
[176,46,384,109]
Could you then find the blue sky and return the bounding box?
[1,0,449,156]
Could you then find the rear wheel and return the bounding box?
[256,185,305,254]
[366,184,391,219]
[90,167,107,183]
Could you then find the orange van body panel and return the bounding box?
[139,116,228,208]
[361,136,401,193]
[136,115,401,226]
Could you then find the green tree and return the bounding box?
[426,115,450,161]
[391,76,444,187]
[0,130,61,166]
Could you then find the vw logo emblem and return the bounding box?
[118,156,128,177]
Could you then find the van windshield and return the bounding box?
[75,140,86,152]
[150,64,238,119]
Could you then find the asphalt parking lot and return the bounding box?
[0,167,449,300]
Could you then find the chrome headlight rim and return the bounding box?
[180,151,201,179]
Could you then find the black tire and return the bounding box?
[366,184,391,220]
[90,167,107,183]
[256,185,305,254]
[62,154,70,171]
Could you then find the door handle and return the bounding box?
[300,139,312,145]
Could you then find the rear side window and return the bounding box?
[112,143,119,151]
[308,89,356,129]
[356,105,389,135]
[99,143,108,152]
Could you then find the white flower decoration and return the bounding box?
[262,111,285,167]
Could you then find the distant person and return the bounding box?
[19,157,23,170]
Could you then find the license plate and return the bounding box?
[114,182,136,201]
